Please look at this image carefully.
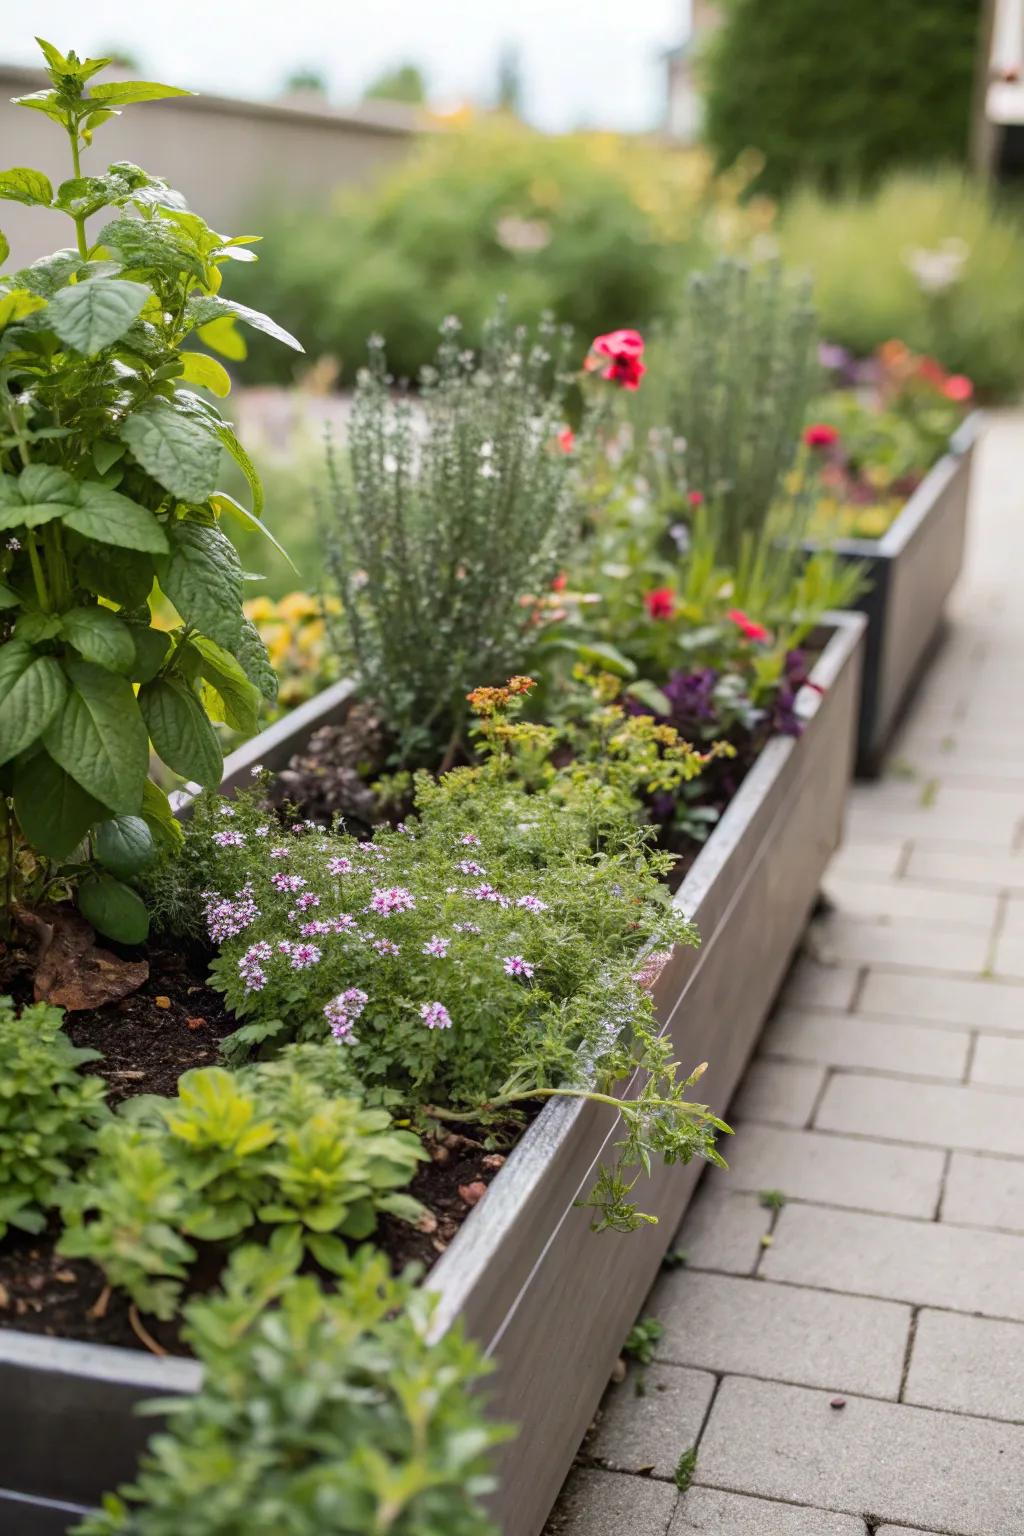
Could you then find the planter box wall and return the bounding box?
[814,414,979,775]
[0,613,865,1534]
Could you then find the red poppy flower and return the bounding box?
[804,423,839,449]
[687,490,704,507]
[644,587,675,620]
[943,374,973,402]
[551,572,568,592]
[727,608,769,642]
[557,426,575,453]
[586,329,646,390]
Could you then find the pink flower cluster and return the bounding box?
[238,940,273,992]
[327,856,354,876]
[203,885,260,944]
[516,894,548,913]
[212,829,245,848]
[422,935,450,957]
[368,885,416,915]
[456,859,486,876]
[420,1000,452,1030]
[271,872,307,893]
[324,987,368,1042]
[503,955,535,978]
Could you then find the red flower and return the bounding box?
[556,426,575,453]
[551,572,568,592]
[804,423,839,449]
[644,587,675,620]
[727,608,769,642]
[943,374,973,403]
[586,329,646,391]
[687,490,704,507]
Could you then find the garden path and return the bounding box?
[544,411,1024,1536]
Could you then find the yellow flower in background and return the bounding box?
[243,591,340,721]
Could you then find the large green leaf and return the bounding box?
[97,217,204,281]
[48,277,151,354]
[0,168,53,207]
[2,463,79,530]
[129,625,171,684]
[0,230,9,268]
[74,541,154,608]
[141,777,183,853]
[77,874,149,944]
[13,750,103,859]
[64,483,169,553]
[61,606,136,674]
[187,294,303,353]
[231,614,278,703]
[120,397,221,502]
[211,491,294,570]
[179,351,231,398]
[0,642,67,766]
[190,634,260,734]
[139,674,223,787]
[89,80,193,108]
[43,659,148,813]
[94,815,156,877]
[157,519,243,649]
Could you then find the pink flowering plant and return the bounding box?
[164,701,727,1230]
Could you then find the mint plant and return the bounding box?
[76,1233,507,1536]
[57,1043,424,1319]
[0,992,107,1238]
[0,41,297,943]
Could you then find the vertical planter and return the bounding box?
[808,414,979,775]
[0,613,864,1534]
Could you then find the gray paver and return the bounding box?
[650,1271,909,1398]
[697,1376,1024,1536]
[777,958,859,1012]
[728,1060,825,1127]
[589,1364,715,1479]
[808,913,990,975]
[905,844,1024,892]
[942,1152,1024,1232]
[671,1488,865,1534]
[822,874,998,928]
[760,1204,1024,1320]
[815,1072,1024,1157]
[760,1008,969,1079]
[856,970,1024,1033]
[970,1033,1024,1088]
[545,1467,675,1536]
[825,839,906,881]
[995,930,1024,980]
[720,1123,943,1218]
[672,1183,768,1276]
[905,1309,1024,1421]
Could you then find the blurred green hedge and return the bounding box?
[703,0,981,197]
[230,118,774,383]
[780,170,1024,398]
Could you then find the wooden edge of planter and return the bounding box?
[424,609,865,1339]
[811,410,983,564]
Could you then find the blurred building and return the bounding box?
[984,0,1024,177]
[663,0,721,141]
[0,63,421,267]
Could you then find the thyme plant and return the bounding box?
[0,41,298,942]
[322,307,578,767]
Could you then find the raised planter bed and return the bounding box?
[812,413,980,776]
[0,612,865,1535]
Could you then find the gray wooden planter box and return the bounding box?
[810,414,979,776]
[0,612,865,1534]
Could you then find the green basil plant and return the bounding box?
[0,40,298,942]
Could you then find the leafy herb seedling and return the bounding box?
[674,1446,698,1492]
[0,40,299,943]
[758,1188,788,1211]
[623,1315,664,1367]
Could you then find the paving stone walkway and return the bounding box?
[544,412,1024,1536]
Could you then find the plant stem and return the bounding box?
[67,126,88,259]
[425,1084,697,1123]
[27,535,51,612]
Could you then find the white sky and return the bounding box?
[7,0,688,132]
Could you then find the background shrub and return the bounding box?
[703,0,981,197]
[779,170,1024,398]
[229,119,773,382]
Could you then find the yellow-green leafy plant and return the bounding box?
[0,40,298,943]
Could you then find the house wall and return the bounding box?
[0,66,419,267]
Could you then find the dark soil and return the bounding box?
[0,928,521,1355]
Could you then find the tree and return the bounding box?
[703,0,982,195]
[362,63,427,106]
